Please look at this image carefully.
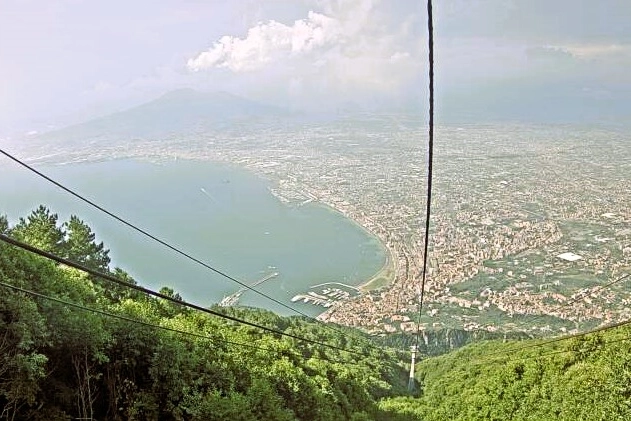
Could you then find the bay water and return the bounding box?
[0,158,385,316]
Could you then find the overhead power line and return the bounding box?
[480,273,630,360]
[0,233,368,357]
[0,280,364,367]
[469,307,631,367]
[0,148,360,342]
[525,334,631,362]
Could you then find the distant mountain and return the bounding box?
[36,89,289,143]
[439,80,631,125]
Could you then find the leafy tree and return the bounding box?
[104,267,140,303]
[0,244,50,419]
[156,286,185,318]
[182,390,256,421]
[0,215,8,234]
[11,206,64,253]
[62,216,110,271]
[0,207,416,420]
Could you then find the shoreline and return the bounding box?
[357,240,397,291]
[303,193,397,292]
[28,152,398,300]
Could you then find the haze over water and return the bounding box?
[0,158,386,316]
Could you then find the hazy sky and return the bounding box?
[1,0,630,134]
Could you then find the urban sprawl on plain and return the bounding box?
[19,116,631,336]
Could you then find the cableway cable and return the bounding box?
[0,280,366,367]
[0,233,369,357]
[412,0,434,352]
[504,334,631,364]
[495,313,631,355]
[0,280,268,352]
[468,334,631,368]
[0,148,366,344]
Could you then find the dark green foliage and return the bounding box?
[8,206,631,420]
[379,329,530,357]
[62,216,111,271]
[12,206,630,419]
[0,207,411,420]
[378,331,631,420]
[12,206,65,252]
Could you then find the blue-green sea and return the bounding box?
[0,158,385,316]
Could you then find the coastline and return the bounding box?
[304,193,397,292]
[357,240,397,291]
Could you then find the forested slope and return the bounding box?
[0,206,413,420]
[4,206,627,420]
[380,319,631,420]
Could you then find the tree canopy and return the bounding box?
[0,207,412,420]
[3,206,626,420]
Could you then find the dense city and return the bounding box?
[16,117,631,336]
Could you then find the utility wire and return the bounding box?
[466,335,631,369]
[0,280,365,367]
[470,312,631,367]
[514,273,629,329]
[0,233,368,357]
[483,273,630,359]
[0,280,267,352]
[413,0,434,351]
[0,148,363,343]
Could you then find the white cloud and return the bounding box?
[527,44,631,61]
[389,51,410,63]
[561,44,631,59]
[184,0,424,109]
[187,11,341,72]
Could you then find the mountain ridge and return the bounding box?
[35,89,290,143]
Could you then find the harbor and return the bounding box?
[291,282,360,309]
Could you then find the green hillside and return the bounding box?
[3,206,629,420]
[0,206,413,420]
[381,323,631,420]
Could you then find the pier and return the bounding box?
[219,272,279,307]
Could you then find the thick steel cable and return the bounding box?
[0,148,367,343]
[413,0,434,352]
[0,280,366,366]
[0,233,368,356]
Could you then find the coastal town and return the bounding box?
[16,117,631,336]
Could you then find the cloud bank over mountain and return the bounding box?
[186,0,419,110]
[1,0,630,134]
